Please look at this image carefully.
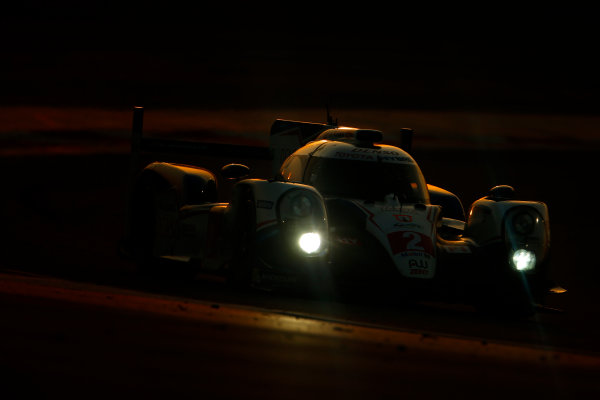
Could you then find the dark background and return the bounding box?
[2,6,600,397]
[2,4,599,114]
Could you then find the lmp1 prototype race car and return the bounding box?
[125,108,563,315]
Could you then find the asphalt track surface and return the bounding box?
[1,138,600,398]
[2,271,599,399]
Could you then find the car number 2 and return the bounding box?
[387,231,434,255]
[404,232,424,250]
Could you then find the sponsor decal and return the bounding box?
[352,148,412,163]
[409,259,430,269]
[409,269,430,276]
[334,151,375,161]
[256,200,274,209]
[379,156,412,163]
[333,148,412,163]
[352,148,399,155]
[393,214,413,222]
[400,251,430,257]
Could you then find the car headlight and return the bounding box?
[278,189,324,222]
[511,249,536,272]
[298,232,322,254]
[291,194,313,217]
[278,189,327,256]
[512,211,535,235]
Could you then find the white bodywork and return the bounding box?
[246,179,326,232]
[466,198,550,269]
[138,120,551,290]
[353,198,441,279]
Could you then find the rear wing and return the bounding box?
[124,106,274,245]
[130,106,271,164]
[129,107,414,178]
[130,108,336,179]
[269,119,335,171]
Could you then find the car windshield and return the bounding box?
[304,157,429,203]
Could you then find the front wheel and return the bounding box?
[227,189,259,289]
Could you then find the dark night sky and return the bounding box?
[2,4,599,114]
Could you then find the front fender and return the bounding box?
[141,162,218,206]
[229,179,329,268]
[465,196,551,296]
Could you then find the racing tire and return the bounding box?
[130,173,161,274]
[130,172,191,279]
[227,188,259,289]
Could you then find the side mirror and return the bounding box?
[221,163,250,180]
[440,217,465,231]
[487,185,515,201]
[438,217,465,239]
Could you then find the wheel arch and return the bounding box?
[428,184,466,221]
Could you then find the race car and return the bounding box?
[124,108,563,315]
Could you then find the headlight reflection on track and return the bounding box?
[298,232,321,254]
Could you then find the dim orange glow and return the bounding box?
[550,286,567,294]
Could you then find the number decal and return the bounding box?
[404,232,424,251]
[387,231,434,255]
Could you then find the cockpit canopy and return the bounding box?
[278,140,429,203]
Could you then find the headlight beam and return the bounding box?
[298,232,321,254]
